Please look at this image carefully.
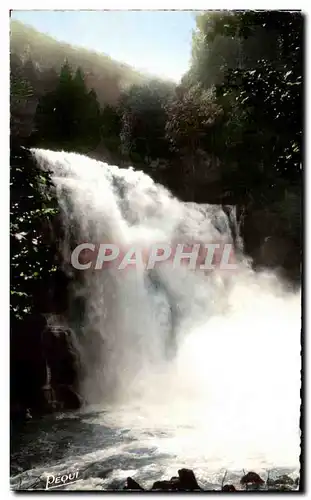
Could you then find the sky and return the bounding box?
[11,10,197,82]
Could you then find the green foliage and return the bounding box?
[190,10,302,87]
[165,84,223,156]
[119,80,175,162]
[100,104,122,153]
[186,10,303,204]
[10,146,59,321]
[190,11,243,87]
[10,72,33,104]
[219,63,302,185]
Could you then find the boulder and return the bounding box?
[240,471,264,486]
[150,469,200,491]
[10,315,47,414]
[152,479,180,491]
[124,477,144,491]
[222,484,236,491]
[42,323,81,409]
[42,324,78,386]
[267,474,295,487]
[55,385,83,410]
[274,474,294,486]
[178,468,201,491]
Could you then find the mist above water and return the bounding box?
[33,149,301,472]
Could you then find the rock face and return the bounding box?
[241,205,301,283]
[125,468,201,492]
[11,315,82,419]
[222,484,236,491]
[11,315,48,417]
[41,323,82,410]
[240,471,264,486]
[152,479,179,491]
[10,145,79,418]
[124,469,299,492]
[177,468,201,490]
[124,477,145,491]
[267,474,295,488]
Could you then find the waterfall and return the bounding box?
[32,148,301,470]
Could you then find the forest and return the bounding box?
[10,11,302,413]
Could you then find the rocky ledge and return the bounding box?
[123,468,300,492]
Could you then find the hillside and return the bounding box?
[10,20,150,107]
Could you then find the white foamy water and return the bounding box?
[11,149,301,490]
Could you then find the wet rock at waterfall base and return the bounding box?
[222,484,236,491]
[11,315,48,416]
[267,474,295,487]
[274,474,295,486]
[268,484,295,492]
[124,477,144,491]
[125,469,201,492]
[42,324,81,410]
[124,469,300,492]
[178,468,201,490]
[151,478,183,491]
[11,404,33,424]
[240,471,264,486]
[55,385,83,410]
[43,325,78,386]
[150,469,201,491]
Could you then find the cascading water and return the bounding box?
[11,149,301,490]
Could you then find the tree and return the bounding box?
[189,10,299,88]
[10,56,37,139]
[165,83,223,159]
[164,84,223,197]
[119,80,175,162]
[100,104,122,153]
[33,62,101,152]
[185,10,302,203]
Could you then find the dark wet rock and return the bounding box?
[270,484,294,492]
[173,476,183,489]
[11,311,82,416]
[152,480,179,491]
[55,385,83,410]
[240,205,301,284]
[10,404,31,424]
[222,484,236,491]
[42,324,81,410]
[151,476,184,491]
[178,468,201,490]
[150,469,200,491]
[42,325,79,387]
[11,315,48,414]
[124,470,299,493]
[240,471,264,486]
[274,474,294,486]
[267,474,299,491]
[124,477,144,491]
